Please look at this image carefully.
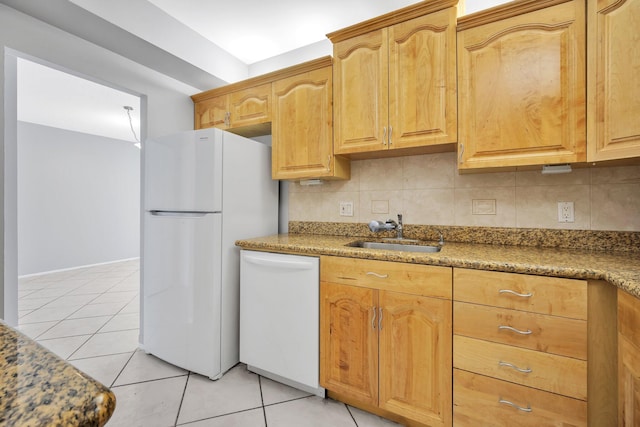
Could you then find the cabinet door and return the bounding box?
[378,291,452,427]
[588,0,640,162]
[272,67,334,180]
[228,83,271,128]
[194,96,228,130]
[334,29,389,154]
[389,8,457,150]
[320,282,378,406]
[619,289,640,425]
[457,0,586,170]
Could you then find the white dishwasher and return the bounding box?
[239,250,324,397]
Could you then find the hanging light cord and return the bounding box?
[123,106,140,143]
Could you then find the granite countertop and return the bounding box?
[235,233,640,299]
[0,321,115,426]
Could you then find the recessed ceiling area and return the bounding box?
[17,58,141,143]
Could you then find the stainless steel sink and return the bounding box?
[348,240,442,253]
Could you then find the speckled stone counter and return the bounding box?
[235,233,640,298]
[0,321,115,426]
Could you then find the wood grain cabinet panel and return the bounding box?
[332,5,457,156]
[320,256,452,427]
[271,65,349,180]
[587,0,640,162]
[619,289,640,426]
[194,95,229,130]
[457,0,586,170]
[228,83,271,129]
[453,369,588,427]
[320,281,378,406]
[379,291,452,426]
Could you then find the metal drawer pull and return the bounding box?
[499,325,532,335]
[382,127,387,145]
[371,306,377,329]
[498,398,532,413]
[379,307,383,330]
[499,289,533,298]
[499,361,532,373]
[366,272,388,279]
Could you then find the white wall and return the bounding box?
[1,3,199,323]
[17,122,140,275]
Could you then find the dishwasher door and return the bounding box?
[240,250,323,396]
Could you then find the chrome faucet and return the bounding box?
[368,214,403,239]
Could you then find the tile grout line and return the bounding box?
[258,375,268,426]
[173,371,192,427]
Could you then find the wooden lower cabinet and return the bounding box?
[618,289,640,426]
[453,369,588,426]
[320,257,452,427]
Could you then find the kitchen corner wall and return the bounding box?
[289,153,640,232]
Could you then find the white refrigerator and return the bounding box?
[142,128,278,379]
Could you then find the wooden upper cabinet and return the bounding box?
[272,63,349,180]
[228,83,271,129]
[457,0,586,171]
[587,0,640,162]
[389,8,457,151]
[333,29,388,154]
[194,95,228,130]
[329,1,458,157]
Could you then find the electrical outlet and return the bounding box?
[558,201,575,223]
[339,201,353,217]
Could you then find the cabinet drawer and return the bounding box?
[453,369,587,427]
[454,268,587,319]
[453,302,587,360]
[454,335,587,400]
[321,256,451,299]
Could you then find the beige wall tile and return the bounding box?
[516,168,590,187]
[359,157,403,191]
[403,189,455,226]
[360,190,403,222]
[288,192,323,221]
[590,165,640,185]
[322,160,361,193]
[591,183,640,231]
[515,185,590,229]
[402,153,456,189]
[454,187,516,227]
[455,170,516,188]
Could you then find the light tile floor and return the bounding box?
[18,260,400,427]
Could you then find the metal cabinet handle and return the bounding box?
[371,306,377,330]
[326,155,331,172]
[458,143,464,163]
[388,126,392,145]
[379,307,383,330]
[366,272,388,279]
[224,111,230,127]
[499,325,532,335]
[498,398,532,413]
[499,289,533,298]
[382,127,387,145]
[499,361,532,374]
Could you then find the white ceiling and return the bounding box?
[16,0,509,142]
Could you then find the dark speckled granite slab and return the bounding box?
[0,321,115,426]
[236,223,640,299]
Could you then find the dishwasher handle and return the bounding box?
[242,253,317,271]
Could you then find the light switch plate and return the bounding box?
[339,201,353,217]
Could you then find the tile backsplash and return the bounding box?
[288,153,640,232]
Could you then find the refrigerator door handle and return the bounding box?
[150,211,214,217]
